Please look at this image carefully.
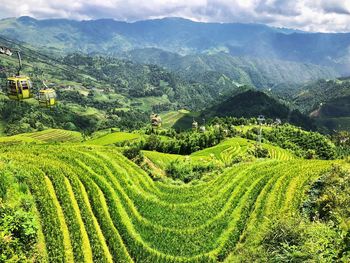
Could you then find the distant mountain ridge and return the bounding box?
[291,79,350,131]
[0,16,349,74]
[293,79,350,112]
[123,48,338,88]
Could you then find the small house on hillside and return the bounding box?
[150,114,162,127]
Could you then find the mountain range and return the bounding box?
[0,16,350,132]
[122,48,337,89]
[1,16,350,75]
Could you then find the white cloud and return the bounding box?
[1,0,350,32]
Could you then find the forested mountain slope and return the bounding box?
[200,90,314,130]
[0,16,349,75]
[124,49,338,89]
[290,79,350,132]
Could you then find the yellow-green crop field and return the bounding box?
[0,140,338,262]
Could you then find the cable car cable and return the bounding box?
[0,34,102,80]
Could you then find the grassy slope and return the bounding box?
[161,109,190,129]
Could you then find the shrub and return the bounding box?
[165,159,194,183]
[303,165,350,223]
[231,153,255,164]
[0,205,38,261]
[0,172,12,199]
[165,159,215,183]
[262,217,343,263]
[122,146,144,165]
[249,145,270,158]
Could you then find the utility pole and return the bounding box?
[257,115,265,145]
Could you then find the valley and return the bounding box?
[0,12,349,263]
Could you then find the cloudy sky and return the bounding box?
[1,0,350,32]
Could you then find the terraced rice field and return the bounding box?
[143,151,185,170]
[0,143,333,262]
[192,137,294,164]
[161,110,190,129]
[143,150,209,170]
[24,129,83,143]
[0,129,82,144]
[144,137,293,171]
[162,110,201,130]
[86,132,142,145]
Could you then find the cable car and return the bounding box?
[1,47,33,100]
[7,76,32,100]
[39,89,57,107]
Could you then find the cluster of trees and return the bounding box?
[122,117,339,160]
[122,127,235,155]
[263,125,337,159]
[63,54,176,97]
[332,131,350,158]
[209,116,256,126]
[207,117,338,160]
[0,99,148,136]
[56,89,123,111]
[0,205,38,261]
[165,158,217,183]
[151,102,174,113]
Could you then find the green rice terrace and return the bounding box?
[1,12,350,263]
[1,123,349,262]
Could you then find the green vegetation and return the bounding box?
[0,16,349,263]
[123,118,335,161]
[202,90,315,130]
[143,151,190,170]
[191,137,294,164]
[24,129,83,143]
[292,79,350,114]
[165,158,216,183]
[122,128,230,155]
[161,110,190,129]
[0,129,82,145]
[0,141,343,262]
[0,162,42,262]
[128,50,338,89]
[263,125,336,159]
[285,78,350,132]
[0,118,347,262]
[239,164,350,262]
[85,131,142,146]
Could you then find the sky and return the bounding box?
[1,0,350,32]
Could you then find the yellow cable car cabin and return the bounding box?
[39,89,57,107]
[7,76,32,100]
